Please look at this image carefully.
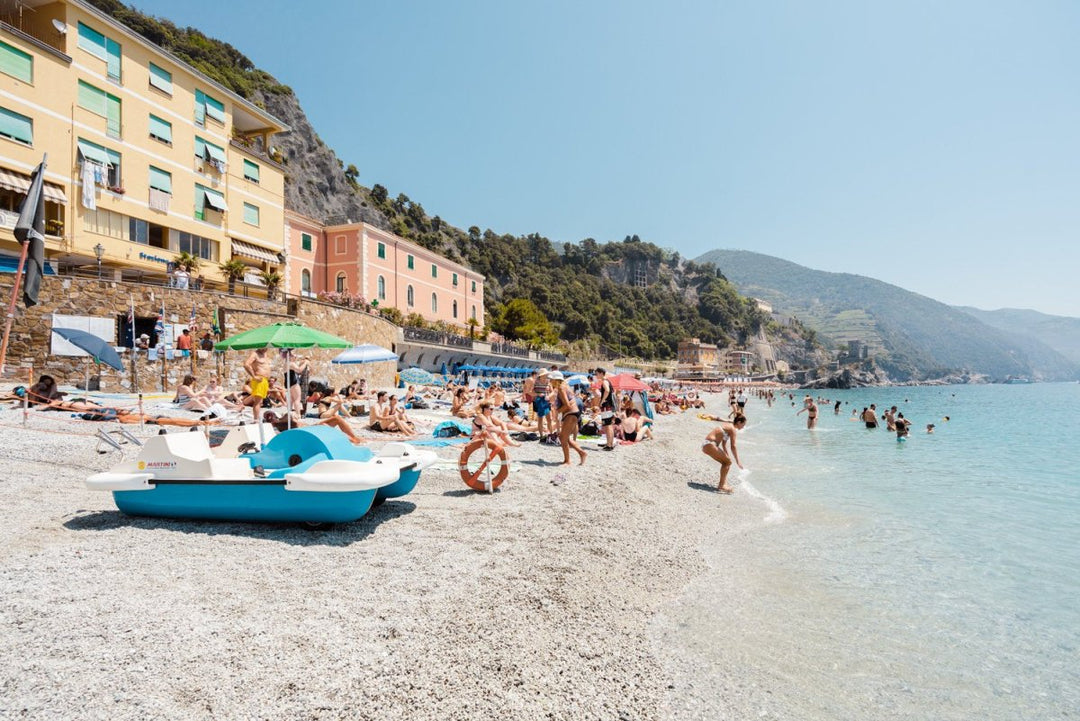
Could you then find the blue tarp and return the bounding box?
[0,256,56,274]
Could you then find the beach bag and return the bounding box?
[511,431,540,442]
[540,433,560,446]
[580,421,600,436]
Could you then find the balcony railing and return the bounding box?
[491,341,529,358]
[402,326,474,350]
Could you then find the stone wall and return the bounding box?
[0,276,400,394]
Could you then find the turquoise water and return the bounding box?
[692,384,1080,719]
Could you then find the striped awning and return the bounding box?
[231,238,280,264]
[0,169,67,204]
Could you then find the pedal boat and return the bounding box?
[85,425,437,525]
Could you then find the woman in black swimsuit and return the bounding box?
[551,372,587,466]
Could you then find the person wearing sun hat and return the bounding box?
[549,371,587,466]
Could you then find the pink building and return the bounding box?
[285,211,484,328]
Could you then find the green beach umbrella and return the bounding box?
[215,322,351,431]
[215,322,351,351]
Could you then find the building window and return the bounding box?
[0,106,32,146]
[452,273,458,287]
[471,305,477,320]
[77,80,121,138]
[148,114,171,144]
[301,269,311,293]
[148,166,171,194]
[431,293,438,313]
[377,275,386,300]
[243,159,260,183]
[78,22,120,81]
[148,62,171,94]
[194,88,225,126]
[194,183,226,222]
[195,136,226,170]
[431,264,438,279]
[77,138,121,187]
[335,236,345,254]
[452,300,458,319]
[336,273,346,292]
[407,285,414,307]
[243,202,260,227]
[407,254,414,270]
[0,41,32,83]
[472,280,477,293]
[176,230,218,261]
[301,233,312,251]
[377,242,386,259]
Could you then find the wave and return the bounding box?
[735,469,789,524]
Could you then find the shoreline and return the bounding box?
[0,391,768,719]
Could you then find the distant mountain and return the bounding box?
[696,250,1080,382]
[955,307,1080,366]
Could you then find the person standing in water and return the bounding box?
[701,414,746,494]
[797,397,819,429]
[862,405,878,429]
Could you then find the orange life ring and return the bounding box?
[459,438,509,491]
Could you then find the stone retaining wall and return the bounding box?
[0,276,400,394]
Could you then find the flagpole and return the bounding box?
[0,153,47,377]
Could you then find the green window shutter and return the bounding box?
[148,114,171,143]
[407,255,414,269]
[77,22,106,61]
[302,233,312,251]
[149,63,172,94]
[149,166,171,194]
[205,94,225,123]
[194,90,206,125]
[453,273,458,286]
[243,159,259,182]
[106,37,121,81]
[378,242,385,259]
[77,80,107,116]
[431,264,437,278]
[0,41,32,83]
[195,136,205,159]
[243,203,259,226]
[77,138,110,165]
[0,106,32,145]
[105,94,121,137]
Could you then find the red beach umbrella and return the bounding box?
[608,373,650,392]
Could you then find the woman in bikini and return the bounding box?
[551,372,587,466]
[701,413,746,494]
[174,375,214,412]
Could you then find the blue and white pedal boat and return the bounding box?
[86,425,437,526]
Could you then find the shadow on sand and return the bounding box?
[686,481,722,494]
[62,501,417,546]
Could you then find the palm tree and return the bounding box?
[176,251,201,274]
[258,269,283,301]
[219,258,248,295]
[466,317,479,340]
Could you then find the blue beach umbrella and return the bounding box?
[51,327,124,371]
[400,366,437,385]
[331,343,398,365]
[566,374,590,387]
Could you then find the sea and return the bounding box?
[667,383,1080,720]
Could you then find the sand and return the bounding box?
[0,394,769,720]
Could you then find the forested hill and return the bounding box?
[697,249,1080,382]
[88,0,774,361]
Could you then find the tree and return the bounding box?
[492,298,558,346]
[176,251,201,273]
[344,164,359,187]
[219,258,248,294]
[370,184,388,204]
[257,268,282,300]
[465,317,479,339]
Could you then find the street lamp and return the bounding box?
[93,243,104,279]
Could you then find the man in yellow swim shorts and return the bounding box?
[243,347,272,422]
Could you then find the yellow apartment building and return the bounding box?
[0,0,287,285]
[677,337,719,377]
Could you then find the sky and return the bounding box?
[133,0,1080,316]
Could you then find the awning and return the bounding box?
[0,255,56,274]
[76,140,110,166]
[231,238,280,264]
[0,168,67,204]
[202,143,226,164]
[203,189,227,212]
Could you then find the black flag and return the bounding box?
[13,158,46,308]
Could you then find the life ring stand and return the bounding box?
[459,438,509,492]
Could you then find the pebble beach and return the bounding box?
[0,392,767,720]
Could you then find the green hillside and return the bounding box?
[956,307,1080,366]
[698,250,1080,381]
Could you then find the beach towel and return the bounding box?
[433,420,472,438]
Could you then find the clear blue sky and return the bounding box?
[135,0,1080,316]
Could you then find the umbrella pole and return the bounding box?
[285,348,292,430]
